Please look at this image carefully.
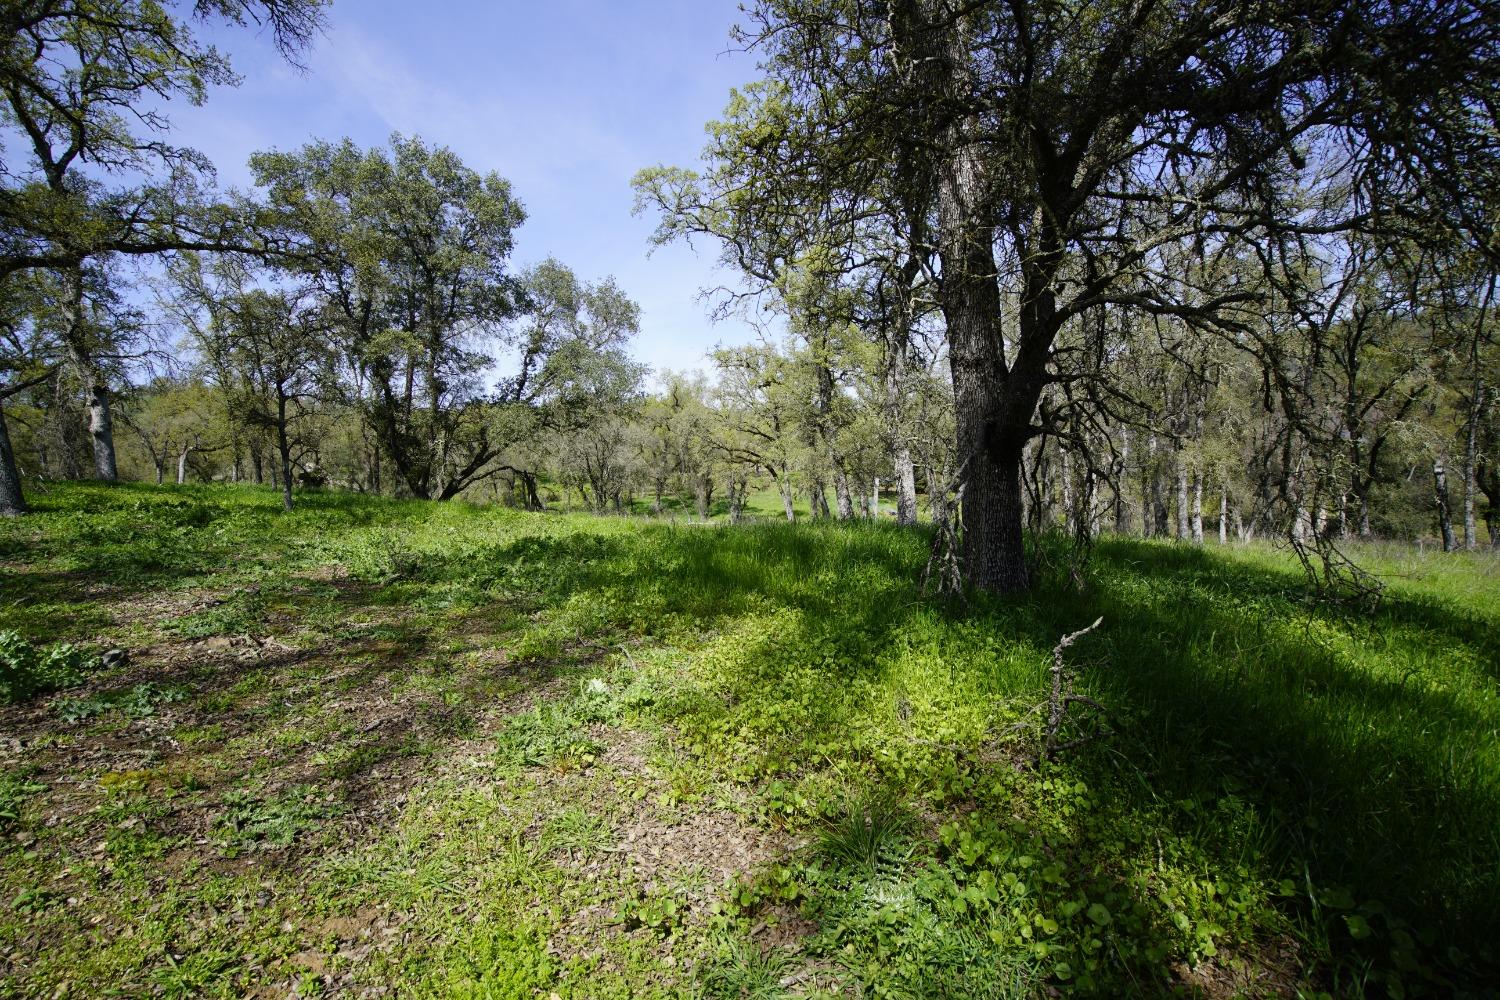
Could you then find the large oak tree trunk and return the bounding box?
[946,265,1028,590]
[88,381,118,481]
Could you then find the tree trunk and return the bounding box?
[1175,459,1190,540]
[1218,488,1228,544]
[1462,383,1483,550]
[87,381,117,481]
[1433,459,1456,551]
[779,471,796,522]
[1114,428,1131,535]
[177,447,190,485]
[1140,435,1155,537]
[833,466,854,519]
[1191,475,1204,544]
[945,236,1030,590]
[1060,449,1074,537]
[894,445,918,525]
[0,403,27,516]
[277,396,294,512]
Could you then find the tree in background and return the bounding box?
[0,0,328,479]
[638,0,1500,591]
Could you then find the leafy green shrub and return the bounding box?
[0,630,98,703]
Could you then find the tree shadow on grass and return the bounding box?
[1035,538,1500,981]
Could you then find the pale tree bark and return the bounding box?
[1218,487,1228,544]
[1060,449,1074,536]
[1191,474,1204,544]
[1175,459,1190,540]
[894,446,918,525]
[87,382,117,481]
[59,270,118,481]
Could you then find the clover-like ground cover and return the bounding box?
[1,482,1496,998]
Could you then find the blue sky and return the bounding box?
[169,0,768,379]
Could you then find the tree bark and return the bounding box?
[277,394,294,512]
[1218,488,1228,544]
[833,465,854,519]
[87,381,118,481]
[1433,459,1456,552]
[1175,459,1190,540]
[894,447,918,525]
[1462,383,1484,550]
[0,403,27,516]
[1191,474,1204,544]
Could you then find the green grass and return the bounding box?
[0,481,1496,997]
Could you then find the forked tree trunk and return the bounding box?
[0,404,27,516]
[779,470,796,522]
[944,230,1030,590]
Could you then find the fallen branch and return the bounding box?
[1044,617,1115,761]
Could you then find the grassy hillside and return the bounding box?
[1,483,1496,998]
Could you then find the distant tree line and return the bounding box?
[1,0,1496,588]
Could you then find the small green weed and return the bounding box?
[700,938,799,999]
[0,770,46,829]
[816,794,914,875]
[216,785,340,850]
[53,682,186,722]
